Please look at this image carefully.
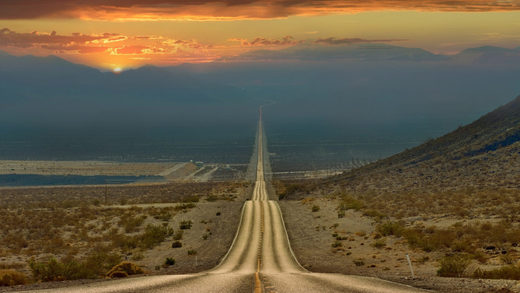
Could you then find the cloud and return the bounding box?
[1,1,519,20]
[0,27,221,67]
[315,37,406,45]
[0,28,211,56]
[230,36,301,47]
[0,28,114,49]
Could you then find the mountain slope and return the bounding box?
[0,52,260,161]
[331,95,520,192]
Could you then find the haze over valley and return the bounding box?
[2,2,520,292]
[2,45,520,172]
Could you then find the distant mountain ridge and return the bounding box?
[1,47,520,164]
[333,95,520,192]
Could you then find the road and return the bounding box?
[22,111,427,292]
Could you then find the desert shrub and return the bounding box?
[473,265,520,280]
[29,251,121,282]
[106,262,144,278]
[172,241,182,248]
[139,224,173,249]
[372,238,386,249]
[83,250,121,274]
[353,260,365,266]
[179,220,193,230]
[153,212,172,222]
[173,230,184,240]
[437,254,470,277]
[112,224,172,250]
[181,196,200,203]
[0,269,27,286]
[363,209,387,222]
[337,210,345,218]
[131,252,144,261]
[311,205,320,212]
[206,195,218,202]
[283,183,312,197]
[119,214,146,233]
[377,221,404,237]
[338,195,364,211]
[175,203,196,211]
[500,254,515,265]
[187,250,197,255]
[331,241,342,248]
[29,257,68,282]
[0,263,25,270]
[355,231,366,237]
[164,258,175,266]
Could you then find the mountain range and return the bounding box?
[1,43,520,164]
[331,94,520,192]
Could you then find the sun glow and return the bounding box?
[112,67,122,73]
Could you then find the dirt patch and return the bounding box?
[280,198,520,293]
[0,160,178,176]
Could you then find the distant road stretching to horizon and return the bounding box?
[21,109,427,293]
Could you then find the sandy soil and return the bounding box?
[0,160,179,176]
[280,199,520,293]
[138,201,244,273]
[0,200,244,292]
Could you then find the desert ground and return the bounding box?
[0,160,248,184]
[0,181,250,291]
[275,177,520,293]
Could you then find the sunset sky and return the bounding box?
[1,0,520,70]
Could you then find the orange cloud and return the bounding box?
[0,28,115,49]
[0,1,519,20]
[0,27,224,68]
[0,28,211,55]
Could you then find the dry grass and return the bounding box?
[0,181,249,286]
[0,269,27,286]
[106,262,144,279]
[277,177,520,281]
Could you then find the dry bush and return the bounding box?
[111,224,172,251]
[29,250,121,282]
[437,254,471,277]
[473,265,520,280]
[377,220,520,256]
[175,203,196,211]
[338,194,365,211]
[0,269,27,286]
[106,262,144,278]
[376,221,404,237]
[179,220,193,230]
[119,214,147,233]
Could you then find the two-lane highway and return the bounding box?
[22,111,428,292]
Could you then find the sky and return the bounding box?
[1,0,520,70]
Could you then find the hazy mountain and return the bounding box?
[1,45,520,166]
[176,44,520,163]
[0,52,260,162]
[332,95,520,191]
[221,43,446,62]
[452,46,520,65]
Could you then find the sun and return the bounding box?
[112,67,122,73]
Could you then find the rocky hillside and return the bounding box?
[330,95,520,193]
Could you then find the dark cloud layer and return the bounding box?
[0,0,519,20]
[231,36,301,47]
[315,37,406,45]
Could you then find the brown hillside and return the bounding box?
[330,95,520,193]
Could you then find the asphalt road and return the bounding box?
[21,113,428,292]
